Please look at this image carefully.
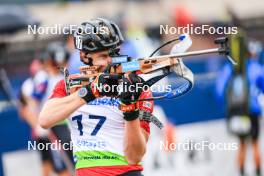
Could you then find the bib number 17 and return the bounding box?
[72,115,106,136]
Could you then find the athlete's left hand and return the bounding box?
[119,72,145,121]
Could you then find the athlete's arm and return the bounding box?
[39,74,116,129]
[19,97,39,128]
[39,92,86,129]
[120,73,153,164]
[124,119,149,165]
[39,79,88,129]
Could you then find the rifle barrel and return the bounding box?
[145,48,220,60]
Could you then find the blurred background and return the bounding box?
[0,0,264,176]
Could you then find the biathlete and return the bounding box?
[39,18,154,176]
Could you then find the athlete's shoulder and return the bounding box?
[49,79,67,99]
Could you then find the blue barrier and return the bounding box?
[0,74,31,176]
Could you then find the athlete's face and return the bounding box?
[80,50,112,72]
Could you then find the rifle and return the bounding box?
[63,35,234,100]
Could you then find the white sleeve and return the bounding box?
[33,70,48,85]
[21,78,34,97]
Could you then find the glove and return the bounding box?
[80,73,119,103]
[119,72,145,121]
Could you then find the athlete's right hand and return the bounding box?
[78,73,120,103]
